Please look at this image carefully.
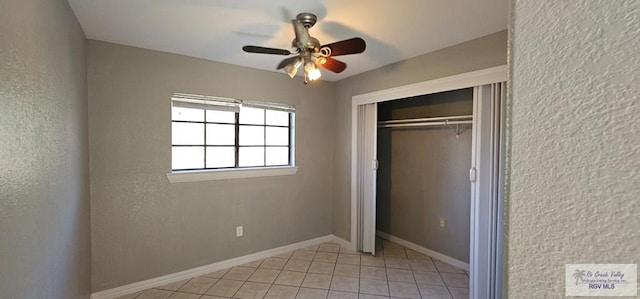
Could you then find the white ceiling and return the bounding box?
[67,0,508,82]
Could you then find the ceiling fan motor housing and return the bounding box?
[292,37,320,53]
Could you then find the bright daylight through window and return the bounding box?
[171,94,295,171]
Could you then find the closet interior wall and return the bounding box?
[376,88,473,263]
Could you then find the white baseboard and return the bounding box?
[91,234,348,299]
[328,234,352,249]
[376,230,469,272]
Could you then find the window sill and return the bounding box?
[166,166,298,183]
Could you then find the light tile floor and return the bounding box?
[117,238,469,299]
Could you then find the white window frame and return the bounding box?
[166,93,298,183]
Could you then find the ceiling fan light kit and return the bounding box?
[283,57,302,78]
[242,12,366,84]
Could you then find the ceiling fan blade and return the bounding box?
[243,45,291,55]
[322,37,366,56]
[319,57,347,73]
[277,56,300,69]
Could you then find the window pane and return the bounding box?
[206,110,235,123]
[239,125,264,145]
[172,106,204,122]
[239,107,265,125]
[266,127,289,146]
[239,147,264,167]
[206,147,235,168]
[206,124,235,145]
[266,147,289,166]
[172,146,204,169]
[266,110,289,126]
[172,122,204,145]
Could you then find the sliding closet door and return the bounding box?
[354,103,377,254]
[470,83,506,299]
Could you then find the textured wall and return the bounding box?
[507,1,639,297]
[88,41,336,291]
[377,89,473,262]
[332,31,508,240]
[0,0,91,298]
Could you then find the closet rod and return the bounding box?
[378,120,472,128]
[378,115,472,125]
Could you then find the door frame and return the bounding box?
[350,65,507,297]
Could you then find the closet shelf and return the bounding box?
[377,115,472,128]
[377,115,472,138]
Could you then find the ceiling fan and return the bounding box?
[242,12,366,84]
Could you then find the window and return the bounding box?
[171,93,295,172]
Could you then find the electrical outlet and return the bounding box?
[236,226,243,237]
[439,219,446,228]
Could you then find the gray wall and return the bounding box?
[0,0,91,298]
[506,1,639,297]
[88,41,336,291]
[377,89,473,262]
[332,30,507,240]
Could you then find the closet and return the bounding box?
[351,66,507,299]
[375,88,473,265]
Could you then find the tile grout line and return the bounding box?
[132,239,466,299]
[230,265,257,299]
[384,245,392,298]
